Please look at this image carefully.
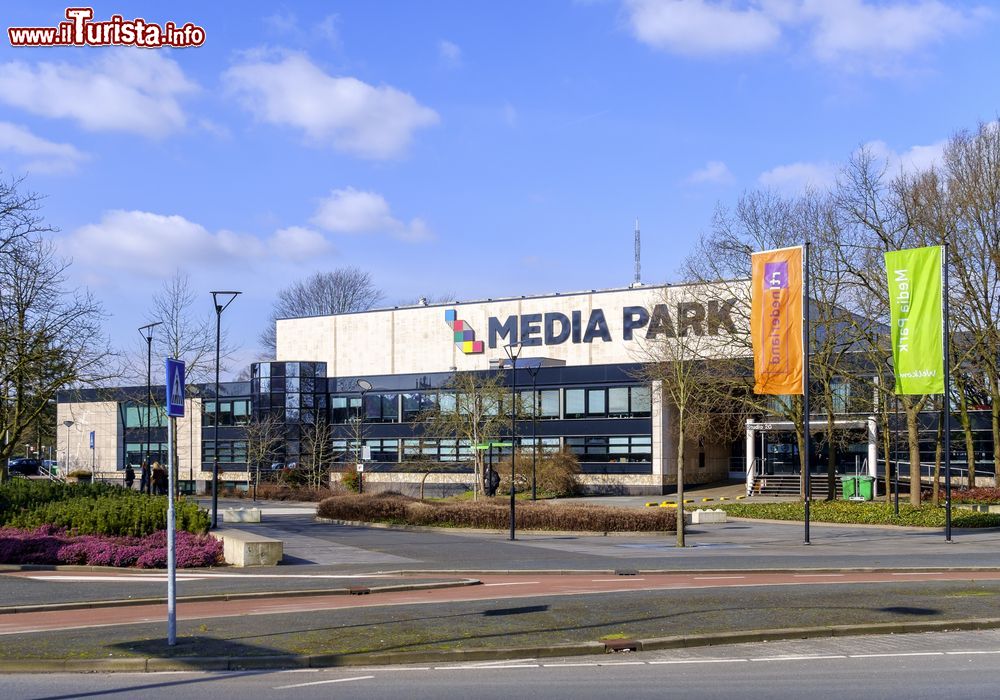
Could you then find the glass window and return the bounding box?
[539,390,559,418]
[260,377,270,392]
[588,389,606,416]
[608,387,630,417]
[439,392,456,413]
[631,386,652,416]
[565,389,585,418]
[286,362,299,377]
[565,435,651,462]
[286,377,299,393]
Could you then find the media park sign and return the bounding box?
[482,298,738,349]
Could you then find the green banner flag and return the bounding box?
[885,246,944,395]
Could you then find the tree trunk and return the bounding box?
[904,398,924,506]
[955,377,976,488]
[932,405,943,507]
[881,409,892,503]
[676,407,685,548]
[825,408,837,501]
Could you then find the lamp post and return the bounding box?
[503,344,522,540]
[356,379,372,494]
[62,420,74,471]
[210,291,240,529]
[526,363,541,501]
[138,322,162,476]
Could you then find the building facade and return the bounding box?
[55,283,997,495]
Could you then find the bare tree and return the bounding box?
[244,411,283,498]
[418,371,509,499]
[300,415,334,489]
[638,284,746,546]
[0,233,112,480]
[259,268,384,355]
[131,271,228,491]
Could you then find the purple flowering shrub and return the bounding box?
[0,525,223,568]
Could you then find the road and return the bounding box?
[6,628,1000,699]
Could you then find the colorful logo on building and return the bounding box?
[445,309,484,354]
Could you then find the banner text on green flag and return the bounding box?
[885,246,943,395]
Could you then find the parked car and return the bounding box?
[8,458,42,476]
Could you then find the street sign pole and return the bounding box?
[164,358,185,647]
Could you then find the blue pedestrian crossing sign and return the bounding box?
[165,358,185,417]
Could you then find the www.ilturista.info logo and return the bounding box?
[445,309,484,354]
[8,8,205,48]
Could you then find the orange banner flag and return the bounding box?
[751,246,804,395]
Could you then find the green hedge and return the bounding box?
[716,501,1000,528]
[0,480,209,536]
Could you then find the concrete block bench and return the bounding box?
[686,509,728,525]
[223,507,261,523]
[211,529,283,567]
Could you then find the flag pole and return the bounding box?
[803,242,811,545]
[943,243,952,542]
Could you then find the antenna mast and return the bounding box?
[633,217,641,285]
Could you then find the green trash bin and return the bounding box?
[857,475,875,501]
[841,476,858,500]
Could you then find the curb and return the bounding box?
[0,579,480,615]
[3,617,1000,673]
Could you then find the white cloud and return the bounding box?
[687,160,734,184]
[0,51,197,137]
[621,0,983,73]
[758,133,955,193]
[758,160,838,192]
[803,0,975,70]
[624,0,782,55]
[310,187,433,242]
[225,53,439,159]
[65,210,333,277]
[0,122,86,174]
[861,138,947,175]
[439,40,462,66]
[269,226,333,260]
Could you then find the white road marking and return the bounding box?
[590,578,646,582]
[274,675,374,689]
[945,650,1000,655]
[598,661,645,665]
[848,652,944,658]
[542,662,599,667]
[891,572,936,576]
[649,659,745,665]
[26,575,208,582]
[753,655,846,661]
[435,664,539,670]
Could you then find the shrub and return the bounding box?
[222,483,332,502]
[341,468,361,493]
[495,448,581,498]
[4,491,209,537]
[0,525,222,568]
[716,501,1000,528]
[317,493,675,532]
[940,487,1000,504]
[0,480,121,520]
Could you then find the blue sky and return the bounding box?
[0,1,996,373]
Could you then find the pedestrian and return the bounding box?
[124,464,135,490]
[152,462,167,495]
[139,461,150,494]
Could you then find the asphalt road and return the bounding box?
[7,628,1000,699]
